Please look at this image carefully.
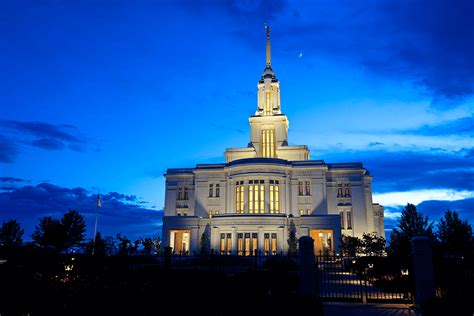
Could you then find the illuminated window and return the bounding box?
[265,91,271,115]
[269,180,280,214]
[251,233,258,256]
[183,212,188,216]
[220,233,232,255]
[346,211,352,229]
[271,233,277,255]
[236,181,244,213]
[337,184,343,197]
[220,233,226,254]
[249,180,265,213]
[298,181,304,196]
[169,230,190,254]
[215,184,220,197]
[306,209,311,215]
[264,233,270,256]
[261,129,275,158]
[237,233,243,256]
[340,211,345,229]
[209,184,213,197]
[305,181,311,196]
[344,183,351,197]
[299,209,304,216]
[226,233,232,255]
[244,233,251,256]
[184,187,189,200]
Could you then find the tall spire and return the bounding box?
[265,24,271,67]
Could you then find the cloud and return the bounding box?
[0,182,163,241]
[221,0,474,101]
[321,147,474,193]
[0,177,27,183]
[384,198,474,232]
[405,115,474,137]
[368,142,384,147]
[0,120,89,163]
[0,136,19,163]
[1,121,83,144]
[373,189,474,207]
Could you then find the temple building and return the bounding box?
[162,26,385,255]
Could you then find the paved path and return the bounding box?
[323,302,417,316]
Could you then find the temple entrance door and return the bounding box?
[310,230,333,256]
[169,230,190,254]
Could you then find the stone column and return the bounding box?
[190,227,199,255]
[231,227,238,255]
[277,226,284,254]
[412,236,435,309]
[299,236,316,299]
[258,226,264,255]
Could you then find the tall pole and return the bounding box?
[93,203,99,243]
[93,192,101,255]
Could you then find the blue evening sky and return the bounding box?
[1,0,473,240]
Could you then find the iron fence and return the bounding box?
[315,255,413,303]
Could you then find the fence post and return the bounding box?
[164,246,172,270]
[299,236,317,299]
[412,236,435,309]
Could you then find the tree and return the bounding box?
[61,210,86,249]
[141,237,154,255]
[86,231,106,256]
[388,203,434,259]
[200,232,208,255]
[361,232,386,257]
[340,235,363,257]
[116,233,132,256]
[32,210,86,252]
[437,210,473,256]
[152,236,161,254]
[0,219,24,247]
[32,216,66,250]
[287,220,297,256]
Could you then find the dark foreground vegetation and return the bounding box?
[0,248,320,316]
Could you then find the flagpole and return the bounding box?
[93,192,101,255]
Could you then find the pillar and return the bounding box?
[412,236,435,309]
[299,236,316,299]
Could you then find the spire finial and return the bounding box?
[265,23,271,67]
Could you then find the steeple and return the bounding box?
[224,25,310,162]
[266,24,271,67]
[257,24,280,116]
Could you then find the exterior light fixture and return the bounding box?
[401,269,409,276]
[368,263,374,269]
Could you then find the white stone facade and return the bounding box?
[162,26,384,255]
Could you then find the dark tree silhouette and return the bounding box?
[340,235,363,257]
[86,231,106,256]
[0,219,24,247]
[388,203,434,259]
[116,233,132,255]
[362,232,386,257]
[32,216,66,250]
[32,210,86,251]
[61,210,86,249]
[200,224,210,255]
[287,220,297,256]
[141,237,154,255]
[437,210,473,256]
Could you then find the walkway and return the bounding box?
[323,302,417,316]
